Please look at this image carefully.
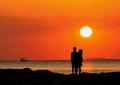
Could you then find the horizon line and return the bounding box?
[0,58,120,61]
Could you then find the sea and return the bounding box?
[0,60,120,74]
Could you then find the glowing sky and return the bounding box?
[0,0,120,60]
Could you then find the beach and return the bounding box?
[0,68,120,85]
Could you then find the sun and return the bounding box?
[80,26,92,38]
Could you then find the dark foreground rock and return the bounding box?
[0,68,120,85]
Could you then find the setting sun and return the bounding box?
[80,26,92,38]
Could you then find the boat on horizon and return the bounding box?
[20,58,28,62]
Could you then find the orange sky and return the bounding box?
[0,0,120,60]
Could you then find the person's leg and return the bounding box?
[72,67,74,74]
[72,66,74,74]
[79,66,81,74]
[75,67,78,75]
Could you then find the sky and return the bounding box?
[0,0,120,60]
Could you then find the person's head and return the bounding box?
[79,49,83,53]
[73,47,76,52]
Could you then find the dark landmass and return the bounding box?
[85,58,120,61]
[0,68,120,85]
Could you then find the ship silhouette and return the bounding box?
[20,58,28,62]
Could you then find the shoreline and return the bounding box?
[0,68,120,85]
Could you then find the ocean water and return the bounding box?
[0,60,120,74]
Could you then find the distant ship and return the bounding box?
[20,58,28,62]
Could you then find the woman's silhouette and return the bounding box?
[77,49,83,74]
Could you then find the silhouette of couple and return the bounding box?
[71,47,83,75]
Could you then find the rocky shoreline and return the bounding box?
[0,68,120,85]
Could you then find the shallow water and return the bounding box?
[0,60,120,74]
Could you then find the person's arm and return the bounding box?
[71,53,72,61]
[71,53,73,62]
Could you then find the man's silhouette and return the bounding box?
[71,47,78,74]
